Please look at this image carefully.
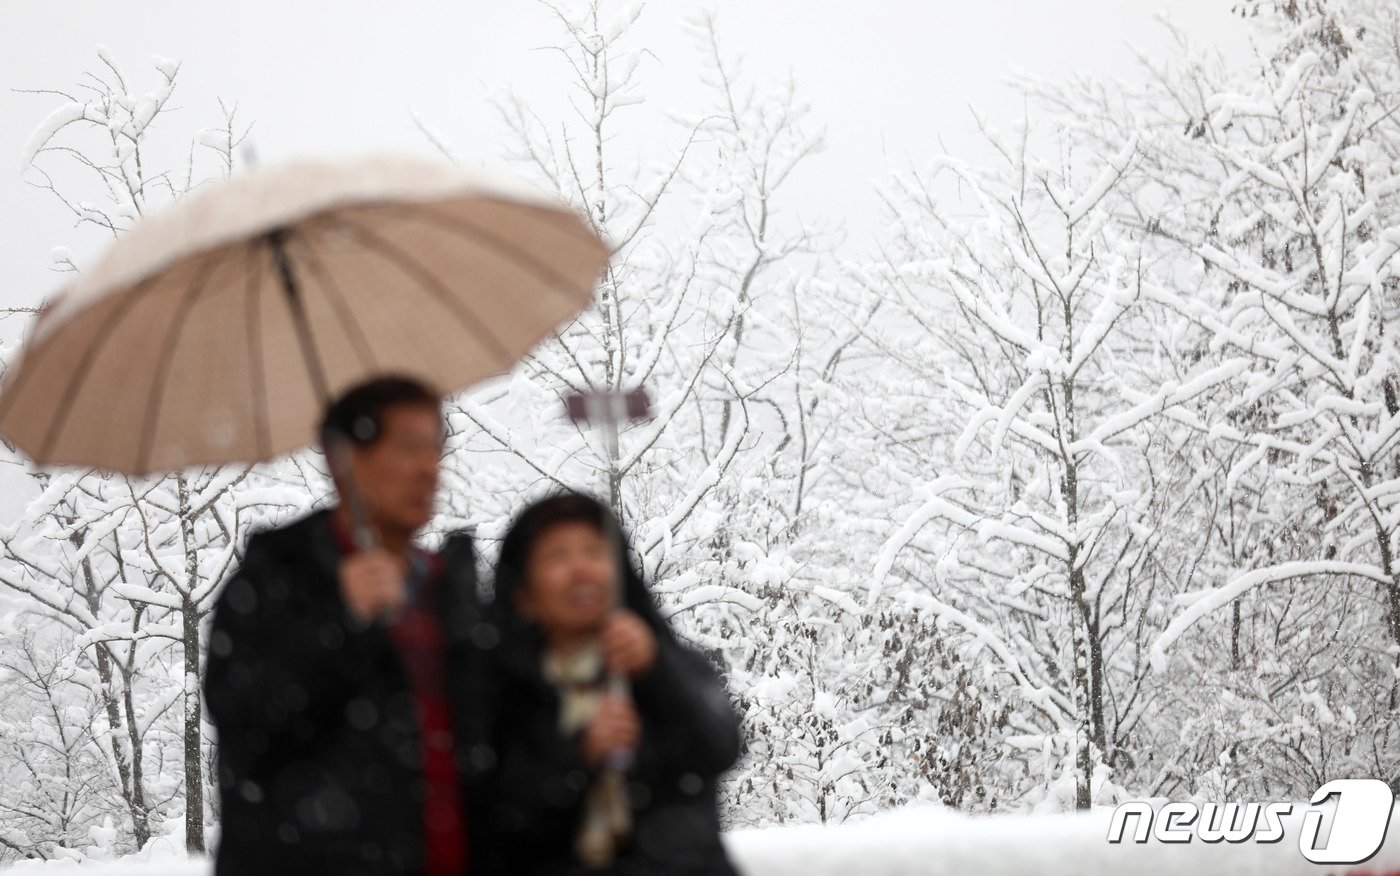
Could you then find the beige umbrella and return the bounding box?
[0,153,608,479]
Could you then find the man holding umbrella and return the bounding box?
[204,375,484,875]
[0,155,612,874]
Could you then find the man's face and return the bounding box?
[518,521,617,638]
[348,404,442,535]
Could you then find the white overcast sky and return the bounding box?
[0,1,1253,317]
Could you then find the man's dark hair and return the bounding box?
[318,375,443,451]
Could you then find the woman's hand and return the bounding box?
[601,609,657,678]
[580,693,640,769]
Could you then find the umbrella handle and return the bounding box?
[325,434,404,625]
[324,431,379,551]
[605,671,635,771]
[600,478,637,772]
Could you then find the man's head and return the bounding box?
[319,376,444,537]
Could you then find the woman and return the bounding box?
[479,492,741,875]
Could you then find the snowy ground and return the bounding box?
[6,804,1400,875]
[728,804,1400,875]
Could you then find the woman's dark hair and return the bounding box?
[498,493,610,578]
[492,492,674,676]
[318,375,442,451]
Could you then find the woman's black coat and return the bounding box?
[477,496,743,876]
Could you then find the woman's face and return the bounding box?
[518,521,617,638]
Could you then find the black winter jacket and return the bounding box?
[204,509,491,876]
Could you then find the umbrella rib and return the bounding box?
[135,249,230,474]
[290,226,380,372]
[243,240,272,460]
[30,272,166,463]
[392,203,602,307]
[329,217,515,364]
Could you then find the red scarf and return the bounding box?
[330,516,467,875]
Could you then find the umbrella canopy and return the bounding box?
[0,154,609,475]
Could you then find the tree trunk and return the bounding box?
[177,475,205,854]
[1231,599,1242,670]
[1070,573,1095,811]
[94,645,150,848]
[182,597,204,854]
[77,546,150,849]
[1061,399,1098,811]
[122,674,149,841]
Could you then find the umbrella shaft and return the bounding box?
[268,230,332,404]
[268,229,379,554]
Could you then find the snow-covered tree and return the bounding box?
[418,0,874,824]
[1008,0,1400,799]
[2,50,267,857]
[0,629,119,860]
[1143,0,1400,795]
[857,107,1252,808]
